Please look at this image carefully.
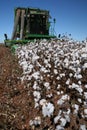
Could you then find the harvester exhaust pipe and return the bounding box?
[20,10,25,39]
[11,9,20,40]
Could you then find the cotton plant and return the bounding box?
[15,39,87,129]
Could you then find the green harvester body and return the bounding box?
[4,7,56,46]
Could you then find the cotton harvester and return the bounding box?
[4,7,56,46]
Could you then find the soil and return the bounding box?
[0,44,23,129]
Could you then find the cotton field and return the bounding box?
[15,39,87,130]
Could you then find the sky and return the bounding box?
[0,0,87,42]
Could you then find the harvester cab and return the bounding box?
[4,7,56,46]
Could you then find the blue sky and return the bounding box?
[0,0,87,42]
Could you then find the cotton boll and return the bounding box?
[69,65,73,70]
[59,50,64,55]
[57,94,70,105]
[60,118,67,126]
[46,93,53,98]
[54,110,62,124]
[44,59,48,64]
[29,64,34,69]
[78,81,82,85]
[56,76,60,80]
[64,58,69,67]
[80,125,86,130]
[81,53,87,58]
[72,104,79,114]
[56,125,64,130]
[57,99,64,105]
[39,99,47,106]
[84,92,87,99]
[33,81,39,90]
[66,108,71,114]
[29,116,41,126]
[57,63,60,66]
[44,82,49,87]
[84,84,87,88]
[34,97,39,102]
[39,76,43,81]
[76,87,83,94]
[64,58,69,64]
[77,67,81,73]
[84,101,87,106]
[47,63,51,68]
[36,61,41,67]
[77,74,82,79]
[25,52,29,59]
[57,91,61,95]
[57,84,61,89]
[32,54,39,63]
[62,73,65,77]
[54,53,58,57]
[66,79,70,85]
[54,116,60,124]
[32,72,40,80]
[60,73,65,77]
[47,74,50,77]
[84,109,87,115]
[40,67,49,73]
[44,82,50,90]
[54,69,58,74]
[78,98,82,103]
[61,91,64,94]
[19,50,25,57]
[42,102,54,117]
[69,73,73,77]
[33,91,41,100]
[20,61,28,72]
[69,85,72,88]
[34,116,41,125]
[27,75,32,80]
[83,63,87,69]
[71,83,83,94]
[29,120,34,126]
[64,114,70,122]
[76,60,80,65]
[34,102,39,108]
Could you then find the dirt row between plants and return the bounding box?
[0,44,23,129]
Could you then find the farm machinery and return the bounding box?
[4,7,56,46]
